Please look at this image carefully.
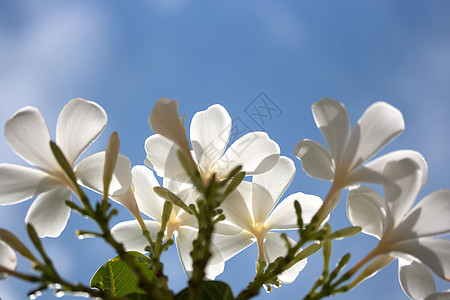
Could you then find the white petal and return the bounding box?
[111,189,142,223]
[212,227,254,261]
[130,165,164,221]
[383,159,422,230]
[25,188,72,238]
[221,187,254,233]
[215,132,280,179]
[342,102,404,173]
[0,164,61,205]
[263,232,306,283]
[190,104,231,174]
[75,152,131,197]
[393,190,450,241]
[354,254,395,284]
[253,156,295,206]
[56,98,107,166]
[111,220,160,253]
[266,192,323,230]
[294,139,334,181]
[350,150,428,188]
[0,241,17,279]
[148,97,190,152]
[425,291,450,300]
[144,134,189,182]
[392,238,450,280]
[346,186,387,239]
[398,258,436,300]
[311,98,351,164]
[176,226,225,280]
[163,177,192,194]
[4,106,59,173]
[252,183,276,225]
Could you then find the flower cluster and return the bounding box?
[0,97,448,299]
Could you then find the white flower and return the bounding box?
[0,241,17,280]
[145,103,280,184]
[216,156,323,283]
[0,98,131,237]
[347,159,450,293]
[294,98,428,189]
[111,165,225,280]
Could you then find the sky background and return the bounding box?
[1,1,450,299]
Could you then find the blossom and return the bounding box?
[346,159,450,294]
[0,241,16,280]
[111,165,225,280]
[0,98,131,237]
[294,98,428,186]
[216,156,323,283]
[145,103,280,184]
[294,98,428,220]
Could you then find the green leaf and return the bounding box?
[153,186,192,214]
[324,226,362,241]
[90,251,154,297]
[175,281,234,300]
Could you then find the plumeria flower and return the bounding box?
[0,241,16,280]
[216,156,323,283]
[111,165,226,280]
[398,258,450,300]
[0,98,131,237]
[146,99,280,184]
[346,159,450,295]
[294,98,428,219]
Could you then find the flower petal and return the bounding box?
[0,163,61,205]
[4,106,59,173]
[75,152,131,197]
[212,226,254,261]
[349,150,428,188]
[383,159,422,230]
[111,220,160,252]
[190,104,231,174]
[311,98,351,164]
[25,188,72,238]
[252,183,277,225]
[221,187,254,233]
[266,192,323,230]
[215,132,280,179]
[341,102,404,173]
[176,226,225,280]
[294,139,334,181]
[263,232,306,283]
[148,98,190,152]
[111,189,144,227]
[392,238,450,280]
[56,98,107,166]
[144,134,189,182]
[346,186,387,239]
[393,189,450,241]
[398,258,436,300]
[130,165,164,221]
[253,156,295,206]
[0,241,17,279]
[425,291,450,300]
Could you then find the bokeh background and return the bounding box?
[1,1,449,299]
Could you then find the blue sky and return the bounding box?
[1,1,449,299]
